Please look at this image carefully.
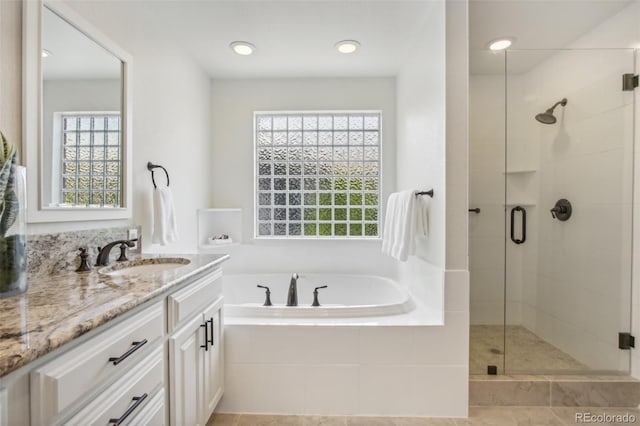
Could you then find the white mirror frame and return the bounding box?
[23,0,132,223]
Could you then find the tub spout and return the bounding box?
[286,273,299,306]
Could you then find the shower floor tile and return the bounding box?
[469,325,588,375]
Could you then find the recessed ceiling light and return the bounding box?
[488,37,515,51]
[230,41,255,56]
[42,49,52,58]
[335,40,360,54]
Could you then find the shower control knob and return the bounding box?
[550,199,572,221]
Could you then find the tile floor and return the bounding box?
[208,407,640,425]
[469,325,587,375]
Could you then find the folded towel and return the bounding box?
[415,194,429,238]
[152,186,178,245]
[381,190,428,261]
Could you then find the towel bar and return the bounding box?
[415,189,434,198]
[147,162,170,189]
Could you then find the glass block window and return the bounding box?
[255,111,381,238]
[60,114,121,206]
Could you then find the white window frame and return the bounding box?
[253,110,382,240]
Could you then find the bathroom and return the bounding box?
[0,0,638,425]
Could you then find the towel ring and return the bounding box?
[147,162,170,189]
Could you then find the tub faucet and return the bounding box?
[286,273,299,306]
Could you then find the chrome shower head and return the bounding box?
[535,98,567,124]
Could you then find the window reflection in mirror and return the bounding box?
[42,6,123,208]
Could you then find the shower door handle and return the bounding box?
[510,206,526,245]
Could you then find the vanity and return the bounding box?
[3,1,230,423]
[0,253,228,426]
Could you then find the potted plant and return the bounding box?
[0,131,27,297]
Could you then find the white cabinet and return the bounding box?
[8,266,224,426]
[169,311,206,426]
[202,299,224,418]
[31,303,164,425]
[169,296,223,426]
[65,347,164,426]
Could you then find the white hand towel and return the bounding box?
[415,194,429,238]
[381,190,419,262]
[152,186,178,245]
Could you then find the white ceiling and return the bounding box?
[68,0,434,79]
[56,0,634,79]
[470,0,633,75]
[43,6,121,80]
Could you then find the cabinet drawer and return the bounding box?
[128,388,165,426]
[31,301,164,425]
[65,347,164,426]
[167,268,222,333]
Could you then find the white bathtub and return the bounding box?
[223,273,415,318]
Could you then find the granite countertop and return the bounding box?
[0,253,229,379]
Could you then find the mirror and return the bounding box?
[23,0,132,222]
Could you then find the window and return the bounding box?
[58,113,121,206]
[255,111,381,238]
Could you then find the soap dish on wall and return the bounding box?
[207,235,234,245]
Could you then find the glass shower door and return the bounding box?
[503,48,635,374]
[468,49,506,374]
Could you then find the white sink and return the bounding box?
[99,258,191,277]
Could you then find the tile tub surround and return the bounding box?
[26,226,143,278]
[469,375,640,408]
[0,253,228,377]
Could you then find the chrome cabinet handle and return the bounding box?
[109,393,148,425]
[108,339,148,365]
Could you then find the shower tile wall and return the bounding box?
[471,46,634,372]
[515,48,633,372]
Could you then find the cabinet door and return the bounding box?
[169,314,207,426]
[202,297,224,421]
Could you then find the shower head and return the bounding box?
[535,98,567,124]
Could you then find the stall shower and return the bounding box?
[469,48,636,375]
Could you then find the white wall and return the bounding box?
[396,17,445,269]
[394,0,469,416]
[209,78,397,276]
[0,0,22,161]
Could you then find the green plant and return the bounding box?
[0,131,26,293]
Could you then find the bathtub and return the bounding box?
[218,272,452,416]
[222,273,415,318]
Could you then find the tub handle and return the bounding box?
[257,285,272,306]
[312,285,328,307]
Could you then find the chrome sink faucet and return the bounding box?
[286,273,299,306]
[95,239,136,266]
